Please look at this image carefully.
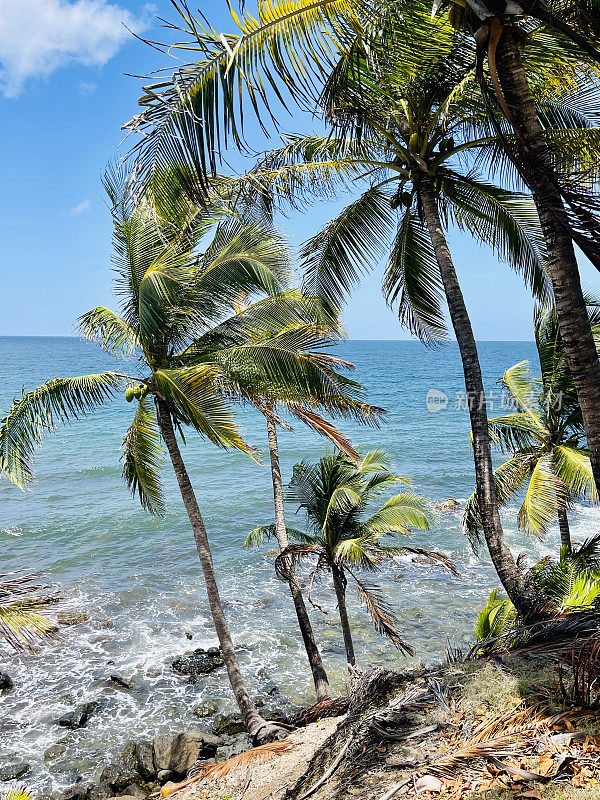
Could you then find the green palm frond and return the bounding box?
[360,492,433,535]
[518,454,566,537]
[121,397,165,515]
[501,361,544,420]
[152,367,251,453]
[2,789,33,800]
[301,187,396,308]
[474,589,516,642]
[488,412,544,452]
[462,453,532,547]
[244,524,307,548]
[77,307,139,357]
[382,208,448,345]
[0,572,55,651]
[554,444,599,502]
[0,373,123,488]
[444,173,551,303]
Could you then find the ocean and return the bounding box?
[1,337,595,791]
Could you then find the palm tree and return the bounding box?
[464,302,600,552]
[0,171,360,743]
[224,291,385,701]
[234,43,552,613]
[431,0,600,498]
[248,449,445,669]
[0,571,55,651]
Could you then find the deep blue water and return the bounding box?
[1,337,592,790]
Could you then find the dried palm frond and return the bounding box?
[426,733,523,781]
[399,546,461,577]
[292,696,350,726]
[160,739,295,796]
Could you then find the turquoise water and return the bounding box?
[1,337,594,791]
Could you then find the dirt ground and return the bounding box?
[182,716,342,800]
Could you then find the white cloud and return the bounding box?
[0,0,150,97]
[69,198,91,216]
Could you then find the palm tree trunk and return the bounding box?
[155,398,285,744]
[557,502,572,552]
[494,27,600,497]
[263,406,332,701]
[418,174,535,617]
[331,565,355,669]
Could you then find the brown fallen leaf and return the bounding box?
[517,791,542,800]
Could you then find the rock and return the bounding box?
[212,712,246,736]
[185,632,193,640]
[435,498,460,512]
[58,611,90,626]
[133,741,155,780]
[0,673,13,692]
[156,771,176,784]
[99,764,138,792]
[57,701,98,729]
[57,787,89,800]
[0,762,30,781]
[172,648,224,682]
[192,700,220,718]
[44,744,67,761]
[123,786,146,799]
[109,675,132,690]
[153,728,222,774]
[87,783,112,800]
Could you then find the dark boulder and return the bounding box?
[0,762,30,781]
[172,648,224,683]
[211,712,246,736]
[57,786,89,800]
[99,763,138,792]
[133,741,155,781]
[0,673,13,692]
[57,701,98,729]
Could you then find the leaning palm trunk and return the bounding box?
[155,399,285,743]
[263,407,332,700]
[557,502,572,552]
[418,174,534,616]
[331,565,356,669]
[494,28,600,497]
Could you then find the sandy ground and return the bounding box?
[182,716,343,800]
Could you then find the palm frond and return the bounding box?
[152,367,251,453]
[518,454,566,537]
[0,373,122,487]
[349,569,415,655]
[383,208,448,345]
[121,397,165,515]
[0,572,55,651]
[554,444,599,502]
[301,187,396,308]
[77,307,139,358]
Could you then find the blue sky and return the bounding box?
[1,0,598,340]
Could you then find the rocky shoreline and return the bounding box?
[0,645,302,800]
